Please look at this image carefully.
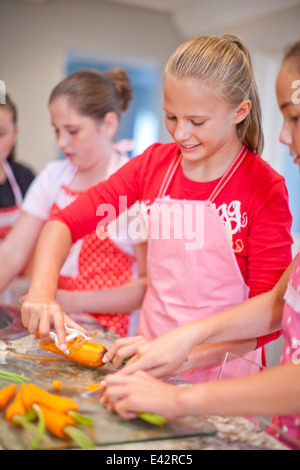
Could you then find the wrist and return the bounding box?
[181,320,208,350]
[176,383,210,418]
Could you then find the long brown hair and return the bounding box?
[164,35,264,155]
[49,68,133,121]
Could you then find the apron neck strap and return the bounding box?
[2,160,23,206]
[157,151,182,199]
[157,144,248,201]
[209,145,248,203]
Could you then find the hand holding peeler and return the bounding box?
[50,323,91,355]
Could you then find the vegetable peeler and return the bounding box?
[50,323,91,355]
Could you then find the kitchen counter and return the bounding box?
[0,283,289,451]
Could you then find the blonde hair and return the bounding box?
[164,35,264,155]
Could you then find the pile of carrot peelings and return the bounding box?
[2,383,95,450]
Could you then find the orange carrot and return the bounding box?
[39,340,107,367]
[0,384,18,409]
[6,389,27,425]
[38,404,95,449]
[87,383,103,392]
[20,383,78,413]
[39,404,75,439]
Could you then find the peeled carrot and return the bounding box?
[39,340,107,367]
[0,384,18,409]
[5,389,46,450]
[6,389,27,425]
[20,383,78,413]
[39,404,75,439]
[38,404,95,449]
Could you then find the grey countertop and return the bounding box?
[0,281,289,451]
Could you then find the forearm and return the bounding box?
[0,241,25,293]
[181,338,257,372]
[179,260,294,352]
[0,211,45,293]
[28,220,72,299]
[59,277,147,313]
[180,362,300,418]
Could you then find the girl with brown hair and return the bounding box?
[1,69,147,337]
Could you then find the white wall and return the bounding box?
[0,0,182,172]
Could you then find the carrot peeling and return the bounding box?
[52,380,61,391]
[87,383,103,392]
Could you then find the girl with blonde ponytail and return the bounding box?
[103,40,300,450]
[22,36,292,386]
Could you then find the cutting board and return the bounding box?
[0,352,216,450]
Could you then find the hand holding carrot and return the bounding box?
[102,335,150,368]
[103,323,197,377]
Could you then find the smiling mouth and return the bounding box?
[180,143,201,151]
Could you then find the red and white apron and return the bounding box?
[0,161,23,241]
[267,248,300,449]
[50,166,135,338]
[138,145,262,383]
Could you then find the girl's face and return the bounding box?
[49,97,115,171]
[276,60,300,170]
[163,75,248,173]
[0,107,18,164]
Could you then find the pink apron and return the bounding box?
[267,249,300,449]
[0,161,23,241]
[51,185,135,337]
[138,145,262,383]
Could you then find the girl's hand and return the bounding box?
[102,335,150,369]
[112,324,194,378]
[21,296,87,351]
[101,370,184,420]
